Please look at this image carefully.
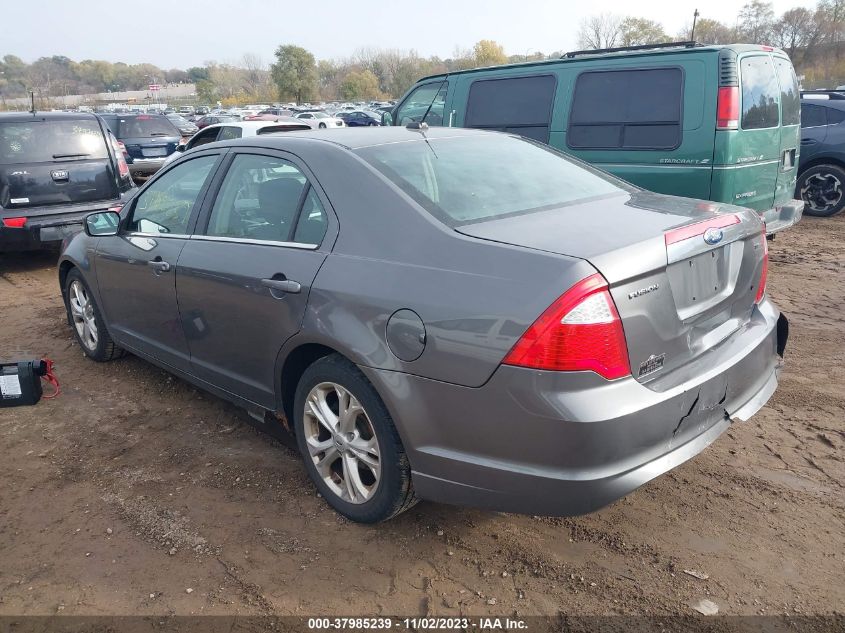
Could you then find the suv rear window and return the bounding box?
[774,58,800,126]
[117,115,180,138]
[740,56,780,130]
[465,75,556,143]
[0,119,108,164]
[568,68,683,150]
[357,134,626,226]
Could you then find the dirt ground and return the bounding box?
[0,216,843,621]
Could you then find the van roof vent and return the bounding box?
[718,50,739,87]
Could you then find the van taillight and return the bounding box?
[755,227,768,304]
[2,217,27,228]
[502,274,630,380]
[717,86,740,130]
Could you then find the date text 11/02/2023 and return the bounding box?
[307,617,528,630]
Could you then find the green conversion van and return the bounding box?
[383,42,804,234]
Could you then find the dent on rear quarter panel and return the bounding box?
[293,142,594,387]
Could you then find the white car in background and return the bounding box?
[293,111,346,128]
[162,119,312,166]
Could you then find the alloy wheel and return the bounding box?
[801,172,843,213]
[303,381,381,504]
[68,280,98,351]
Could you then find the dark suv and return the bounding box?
[0,111,135,251]
[798,92,845,217]
[98,113,182,181]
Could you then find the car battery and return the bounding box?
[0,360,45,407]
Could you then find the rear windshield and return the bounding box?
[356,134,627,226]
[740,56,780,130]
[0,119,108,164]
[774,58,800,126]
[117,115,180,138]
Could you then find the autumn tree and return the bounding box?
[339,69,383,100]
[472,40,508,67]
[619,17,670,46]
[271,44,318,103]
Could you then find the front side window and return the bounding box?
[128,155,217,234]
[190,127,221,149]
[204,153,325,244]
[774,58,800,126]
[466,75,556,143]
[740,56,780,130]
[568,68,682,150]
[395,82,446,126]
[357,134,625,226]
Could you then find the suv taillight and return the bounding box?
[503,274,630,380]
[755,227,768,304]
[111,138,130,179]
[717,86,739,130]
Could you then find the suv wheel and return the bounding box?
[293,354,417,523]
[798,164,845,217]
[64,269,123,362]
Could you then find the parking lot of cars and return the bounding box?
[0,39,844,621]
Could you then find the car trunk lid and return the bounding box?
[455,190,767,387]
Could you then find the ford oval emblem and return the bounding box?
[703,227,724,245]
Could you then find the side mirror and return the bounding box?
[381,110,394,126]
[84,211,121,237]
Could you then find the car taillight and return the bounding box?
[717,86,739,130]
[502,273,630,380]
[2,217,27,228]
[111,138,130,179]
[755,227,768,304]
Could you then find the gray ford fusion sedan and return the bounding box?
[58,126,788,523]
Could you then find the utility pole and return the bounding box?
[691,9,700,42]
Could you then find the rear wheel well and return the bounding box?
[797,157,845,179]
[279,343,337,425]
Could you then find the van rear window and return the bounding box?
[774,58,800,126]
[0,119,108,164]
[568,68,682,150]
[740,56,780,130]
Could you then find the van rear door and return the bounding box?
[712,53,781,212]
[772,56,801,208]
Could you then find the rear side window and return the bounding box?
[0,119,108,164]
[465,75,556,143]
[827,107,845,125]
[257,124,311,134]
[774,58,800,126]
[801,104,826,128]
[740,56,780,130]
[568,68,682,150]
[117,116,180,138]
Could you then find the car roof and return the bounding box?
[214,126,492,150]
[415,43,787,83]
[0,111,100,122]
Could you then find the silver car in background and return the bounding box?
[58,127,787,523]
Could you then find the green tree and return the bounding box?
[339,69,382,100]
[685,17,736,44]
[619,17,670,46]
[472,40,508,67]
[271,44,318,103]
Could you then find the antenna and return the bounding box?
[691,9,700,42]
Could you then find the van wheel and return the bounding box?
[293,354,417,523]
[64,268,124,362]
[798,164,845,217]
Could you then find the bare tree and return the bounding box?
[737,0,776,44]
[577,13,623,49]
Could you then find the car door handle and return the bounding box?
[801,138,817,145]
[147,259,171,273]
[261,278,301,294]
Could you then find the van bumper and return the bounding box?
[761,198,803,235]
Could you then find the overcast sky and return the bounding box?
[4,0,816,68]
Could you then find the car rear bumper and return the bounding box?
[362,299,786,516]
[761,198,803,235]
[0,202,119,251]
[128,158,166,178]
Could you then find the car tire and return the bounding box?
[64,268,124,362]
[293,353,417,523]
[319,122,327,129]
[797,164,845,217]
